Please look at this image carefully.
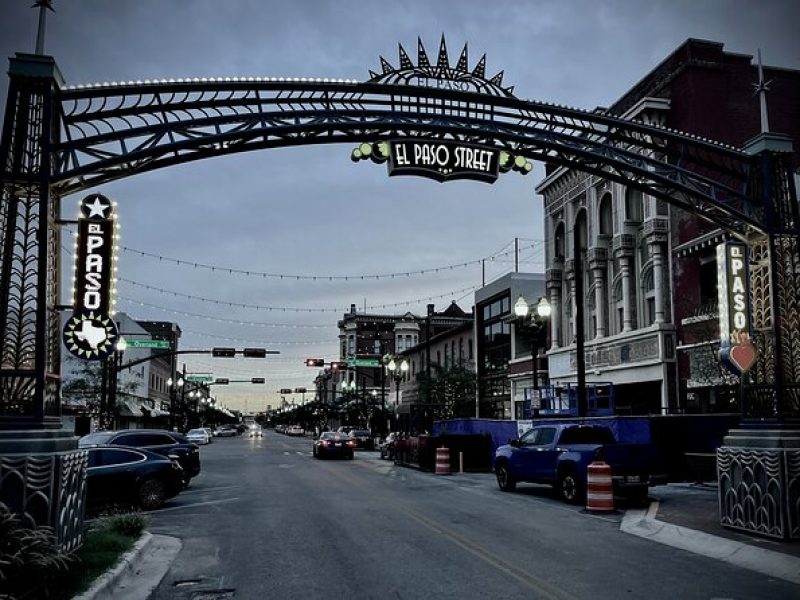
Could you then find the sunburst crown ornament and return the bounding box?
[367,35,515,98]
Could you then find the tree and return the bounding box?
[418,362,477,421]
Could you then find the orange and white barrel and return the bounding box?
[586,461,614,512]
[435,447,451,475]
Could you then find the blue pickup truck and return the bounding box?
[494,423,664,503]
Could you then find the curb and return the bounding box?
[73,532,182,600]
[620,501,800,586]
[73,532,153,600]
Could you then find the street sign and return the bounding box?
[127,339,171,349]
[347,358,380,367]
[251,377,265,384]
[186,374,213,383]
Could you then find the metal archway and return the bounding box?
[1,51,798,429]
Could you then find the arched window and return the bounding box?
[642,267,656,326]
[575,210,588,252]
[613,278,625,333]
[598,193,613,235]
[554,222,565,259]
[625,187,643,223]
[459,338,464,362]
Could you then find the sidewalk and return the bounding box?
[621,482,800,585]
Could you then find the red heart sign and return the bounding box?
[729,341,757,373]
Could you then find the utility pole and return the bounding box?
[426,304,434,406]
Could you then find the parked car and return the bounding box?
[349,429,374,450]
[203,427,214,442]
[186,428,210,445]
[79,429,201,486]
[85,446,184,512]
[214,426,238,437]
[274,424,286,434]
[494,424,666,504]
[313,432,356,460]
[286,425,305,436]
[379,432,399,460]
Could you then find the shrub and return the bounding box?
[0,502,75,599]
[105,512,147,537]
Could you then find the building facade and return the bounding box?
[474,272,546,419]
[538,39,800,415]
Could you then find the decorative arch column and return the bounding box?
[613,234,635,332]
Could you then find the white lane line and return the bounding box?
[296,451,305,456]
[180,485,242,495]
[151,497,240,514]
[284,451,290,455]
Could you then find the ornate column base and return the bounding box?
[717,429,800,540]
[0,431,87,551]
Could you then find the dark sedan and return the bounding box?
[79,429,200,486]
[86,446,184,512]
[313,432,356,460]
[349,429,374,450]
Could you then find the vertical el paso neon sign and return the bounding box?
[717,241,757,374]
[62,194,120,360]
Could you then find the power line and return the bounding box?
[118,280,479,312]
[116,240,542,281]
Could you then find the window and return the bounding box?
[643,267,656,326]
[468,339,473,360]
[95,448,145,467]
[436,350,441,365]
[554,222,565,259]
[598,193,613,235]
[374,339,381,354]
[625,187,643,223]
[519,429,537,446]
[459,338,464,361]
[451,341,456,366]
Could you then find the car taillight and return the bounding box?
[347,440,356,446]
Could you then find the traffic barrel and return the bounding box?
[435,447,451,475]
[586,461,614,512]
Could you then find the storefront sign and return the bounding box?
[63,194,119,360]
[716,241,756,374]
[388,139,500,183]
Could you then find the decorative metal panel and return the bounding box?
[0,450,86,550]
[718,447,792,539]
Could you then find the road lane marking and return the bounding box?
[151,497,240,514]
[312,460,576,600]
[401,508,576,600]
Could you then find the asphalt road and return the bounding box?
[146,432,797,599]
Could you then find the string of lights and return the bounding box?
[117,240,543,281]
[118,280,480,312]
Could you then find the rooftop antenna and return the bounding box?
[754,49,772,134]
[33,0,55,55]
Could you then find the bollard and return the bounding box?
[586,461,614,512]
[435,447,451,475]
[459,451,464,474]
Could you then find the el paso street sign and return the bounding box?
[388,139,500,183]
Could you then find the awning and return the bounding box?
[147,407,171,417]
[117,398,147,417]
[673,229,731,258]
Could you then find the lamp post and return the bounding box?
[514,295,551,418]
[107,336,127,429]
[167,373,184,431]
[387,357,409,430]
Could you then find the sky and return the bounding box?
[1,0,798,412]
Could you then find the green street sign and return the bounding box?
[186,374,214,383]
[126,339,171,349]
[347,358,380,367]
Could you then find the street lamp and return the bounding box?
[167,375,184,431]
[387,357,409,412]
[514,295,551,418]
[106,336,127,429]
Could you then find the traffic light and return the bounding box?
[294,387,307,393]
[243,348,266,358]
[305,358,324,367]
[251,377,265,384]
[212,347,236,358]
[279,388,293,394]
[330,361,347,370]
[214,378,230,385]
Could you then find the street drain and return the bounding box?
[190,590,236,600]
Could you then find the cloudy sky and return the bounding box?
[1,0,797,412]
